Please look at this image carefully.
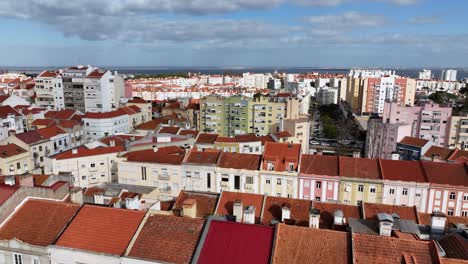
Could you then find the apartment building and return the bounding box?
[299,155,340,202]
[181,150,221,193]
[34,70,64,110]
[448,112,468,150]
[0,143,31,175]
[117,146,186,199]
[249,95,286,136]
[46,146,123,187]
[0,105,24,141]
[84,69,124,112]
[82,109,130,140]
[216,152,261,193]
[125,97,152,123]
[62,66,94,113]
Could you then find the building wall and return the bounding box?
[298,175,339,202]
[0,151,31,176]
[0,240,49,264]
[181,164,217,193]
[338,178,383,205]
[382,181,429,212]
[83,115,129,140]
[426,186,468,217]
[48,247,120,264]
[259,171,298,198]
[216,167,260,194]
[448,114,468,150]
[34,75,64,110]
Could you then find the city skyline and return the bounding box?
[1,0,467,67]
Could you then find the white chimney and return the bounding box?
[334,210,345,226]
[391,153,400,160]
[5,176,16,186]
[153,146,159,152]
[431,212,447,235]
[182,199,197,218]
[233,200,243,222]
[281,206,291,222]
[109,140,115,147]
[72,148,78,154]
[309,208,320,228]
[377,213,394,236]
[243,206,255,224]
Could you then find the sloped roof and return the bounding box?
[421,161,468,186]
[196,133,218,144]
[438,233,468,260]
[215,192,265,224]
[380,160,427,183]
[217,152,261,170]
[339,157,381,180]
[173,191,219,218]
[52,146,124,160]
[300,155,339,176]
[262,142,301,172]
[124,146,186,165]
[0,143,27,158]
[262,196,312,227]
[399,136,430,148]
[185,150,221,165]
[0,105,21,118]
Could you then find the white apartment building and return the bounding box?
[316,87,338,105]
[448,113,468,150]
[34,70,65,110]
[46,146,123,187]
[0,105,24,141]
[441,69,457,81]
[418,69,432,80]
[84,69,124,112]
[83,109,130,140]
[216,152,261,194]
[181,150,221,193]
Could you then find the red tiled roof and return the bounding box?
[83,187,105,197]
[31,118,56,127]
[0,199,79,246]
[45,109,77,120]
[274,131,292,139]
[300,155,339,176]
[35,125,66,139]
[438,233,468,260]
[57,119,81,129]
[173,191,219,218]
[0,143,27,158]
[313,202,361,229]
[449,149,468,162]
[363,202,418,222]
[38,70,58,78]
[339,156,381,180]
[424,146,456,161]
[272,224,351,264]
[128,97,148,104]
[185,150,221,165]
[215,192,264,223]
[217,152,261,170]
[83,109,127,119]
[0,95,10,103]
[159,126,180,135]
[86,69,107,78]
[235,134,260,142]
[124,146,186,165]
[119,106,140,115]
[197,220,274,264]
[196,133,218,144]
[421,161,468,186]
[136,117,170,130]
[100,135,142,146]
[262,142,301,172]
[128,215,205,263]
[214,136,237,143]
[380,159,427,183]
[55,205,145,255]
[52,146,124,160]
[259,135,275,144]
[0,105,21,118]
[262,196,312,227]
[353,233,440,264]
[179,129,199,137]
[0,186,18,205]
[32,174,50,186]
[399,136,429,147]
[15,130,46,144]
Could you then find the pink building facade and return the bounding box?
[382,101,452,147]
[298,155,340,202]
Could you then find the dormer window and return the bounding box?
[288,163,294,172]
[267,162,274,171]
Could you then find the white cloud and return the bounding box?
[408,16,441,25]
[305,11,385,31]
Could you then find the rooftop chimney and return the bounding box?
[431,211,447,235]
[377,213,394,236]
[233,200,243,222]
[5,176,15,186]
[182,199,197,218]
[153,146,159,152]
[109,140,116,147]
[309,208,320,228]
[243,206,255,224]
[72,148,78,154]
[333,210,345,226]
[281,206,291,222]
[70,187,83,205]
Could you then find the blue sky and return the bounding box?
[0,0,467,67]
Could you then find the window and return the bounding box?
[316,181,321,189]
[32,256,40,264]
[81,164,86,168]
[450,192,456,200]
[277,178,282,185]
[207,173,211,188]
[315,197,321,202]
[100,162,104,165]
[447,209,454,216]
[462,211,468,217]
[288,163,294,171]
[82,176,86,180]
[221,176,229,182]
[13,253,22,264]
[39,146,42,151]
[266,179,271,184]
[464,194,468,201]
[16,162,20,169]
[389,188,395,195]
[186,171,191,178]
[402,188,408,196]
[246,176,254,184]
[91,163,96,168]
[141,167,147,181]
[267,162,274,171]
[358,185,364,192]
[415,193,421,197]
[234,175,240,190]
[370,188,376,193]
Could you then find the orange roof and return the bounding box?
[173,191,219,218]
[87,69,107,78]
[38,70,58,78]
[83,109,128,119]
[55,205,145,255]
[312,202,360,229]
[44,109,77,120]
[0,105,21,118]
[380,159,427,183]
[262,196,312,226]
[136,117,170,130]
[57,119,81,129]
[217,152,261,170]
[449,149,468,161]
[339,156,381,180]
[363,202,418,222]
[235,134,260,142]
[158,126,180,135]
[179,129,199,137]
[127,97,148,104]
[272,224,351,264]
[215,192,264,224]
[262,142,301,172]
[185,149,221,165]
[128,215,205,263]
[0,199,80,246]
[0,143,27,158]
[100,134,142,147]
[353,233,439,263]
[421,161,468,186]
[35,125,66,139]
[196,133,218,144]
[399,136,430,147]
[124,146,186,165]
[438,233,468,260]
[300,155,339,176]
[52,146,124,160]
[424,146,456,161]
[32,118,56,127]
[214,136,237,143]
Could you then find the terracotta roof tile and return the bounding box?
[55,205,145,255]
[215,192,264,223]
[449,150,468,161]
[363,202,418,222]
[57,119,81,129]
[15,130,46,144]
[100,135,143,147]
[83,109,128,119]
[128,215,205,263]
[185,150,221,165]
[86,69,107,78]
[217,152,261,170]
[159,126,181,135]
[424,146,456,161]
[179,129,199,137]
[0,199,80,246]
[124,146,186,165]
[272,224,351,264]
[0,186,18,205]
[300,155,339,176]
[127,97,148,104]
[136,117,170,130]
[262,196,312,226]
[196,133,218,144]
[421,161,468,186]
[439,233,468,260]
[0,143,27,158]
[353,233,440,264]
[380,160,427,182]
[399,136,430,147]
[52,146,124,160]
[197,220,274,264]
[45,109,77,120]
[35,125,66,139]
[38,70,58,78]
[340,157,381,180]
[173,191,219,218]
[214,136,237,143]
[312,202,361,229]
[0,105,21,118]
[235,134,260,142]
[262,142,301,172]
[31,118,56,127]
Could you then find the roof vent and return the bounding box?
[72,148,78,154]
[243,206,255,224]
[377,213,394,236]
[309,208,320,228]
[281,206,291,222]
[233,200,243,223]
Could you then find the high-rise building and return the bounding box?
[440,69,457,81]
[34,71,65,110]
[418,69,432,80]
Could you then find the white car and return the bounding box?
[310,141,320,145]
